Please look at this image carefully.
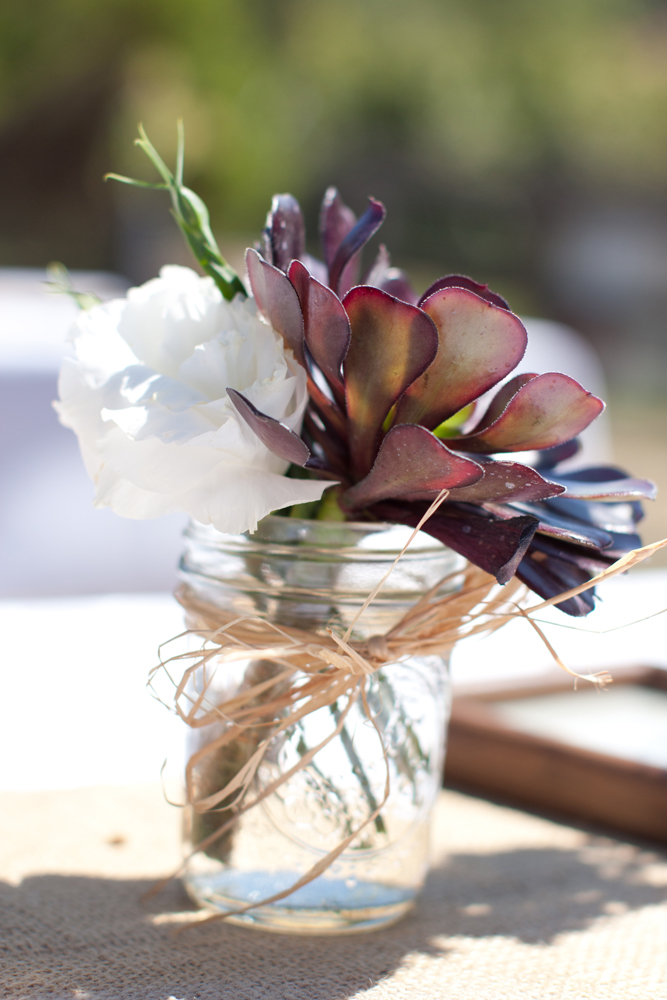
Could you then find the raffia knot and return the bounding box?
[365,634,390,662]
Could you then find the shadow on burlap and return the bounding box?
[2,827,667,1000]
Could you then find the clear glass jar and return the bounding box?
[178,515,463,934]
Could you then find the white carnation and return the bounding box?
[56,265,329,534]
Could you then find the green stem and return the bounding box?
[106,122,246,302]
[329,703,386,835]
[316,487,347,521]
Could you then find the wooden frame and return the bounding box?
[445,666,667,843]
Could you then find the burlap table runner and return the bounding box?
[2,784,666,1000]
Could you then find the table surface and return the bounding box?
[2,572,666,998]
[2,783,666,1000]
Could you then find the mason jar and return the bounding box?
[177,515,463,934]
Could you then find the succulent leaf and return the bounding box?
[394,288,528,429]
[227,388,311,467]
[246,249,305,365]
[533,438,581,469]
[507,501,614,549]
[547,466,657,501]
[541,495,642,535]
[364,245,419,304]
[516,551,596,616]
[288,260,350,398]
[342,286,439,477]
[558,477,656,501]
[445,461,565,503]
[528,533,616,574]
[363,243,391,284]
[470,373,537,432]
[530,529,639,577]
[303,410,349,477]
[320,188,357,267]
[319,188,359,297]
[308,391,349,442]
[328,198,386,296]
[300,252,329,284]
[340,425,483,509]
[375,501,539,585]
[263,194,305,272]
[376,270,419,305]
[452,373,605,453]
[418,274,510,311]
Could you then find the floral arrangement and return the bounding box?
[54,125,665,928]
[57,126,655,617]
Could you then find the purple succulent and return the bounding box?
[229,188,656,617]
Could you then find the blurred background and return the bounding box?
[1,0,665,598]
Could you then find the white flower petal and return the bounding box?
[179,467,330,535]
[56,265,325,535]
[119,266,224,376]
[67,300,138,380]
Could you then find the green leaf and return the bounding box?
[432,402,476,438]
[44,262,101,311]
[106,124,246,302]
[103,174,168,190]
[175,118,185,187]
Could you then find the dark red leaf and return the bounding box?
[263,194,305,272]
[452,373,605,454]
[374,500,539,585]
[288,259,350,398]
[342,286,439,477]
[516,551,595,616]
[394,289,528,429]
[247,260,349,442]
[549,467,657,501]
[549,465,629,483]
[528,533,616,575]
[469,373,537,432]
[364,245,419,304]
[329,198,386,297]
[417,274,510,311]
[540,495,643,536]
[319,188,359,297]
[340,425,482,510]
[227,388,310,466]
[559,477,656,501]
[300,252,329,284]
[445,461,564,503]
[534,439,581,469]
[246,249,305,365]
[303,410,349,478]
[320,188,356,267]
[502,501,613,549]
[308,391,349,442]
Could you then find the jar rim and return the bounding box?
[184,514,453,558]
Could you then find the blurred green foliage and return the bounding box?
[2,0,667,292]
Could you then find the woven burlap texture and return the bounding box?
[2,783,667,1000]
